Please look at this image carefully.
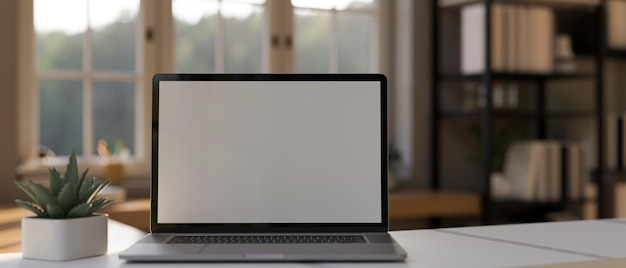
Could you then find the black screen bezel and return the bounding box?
[151,73,388,233]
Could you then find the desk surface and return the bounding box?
[1,219,626,268]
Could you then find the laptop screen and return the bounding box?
[154,75,385,226]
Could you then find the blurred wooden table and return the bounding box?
[389,190,480,219]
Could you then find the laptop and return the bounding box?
[119,73,407,262]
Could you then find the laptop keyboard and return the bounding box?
[169,235,366,244]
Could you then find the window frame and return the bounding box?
[17,0,390,181]
[35,0,144,159]
[291,1,381,73]
[172,0,270,73]
[17,0,154,180]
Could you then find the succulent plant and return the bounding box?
[15,151,113,219]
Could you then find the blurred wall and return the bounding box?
[0,0,19,203]
[390,0,430,186]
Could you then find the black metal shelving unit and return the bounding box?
[430,0,613,224]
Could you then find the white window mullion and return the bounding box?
[32,78,40,159]
[330,8,339,73]
[135,0,147,160]
[83,78,94,157]
[91,73,138,81]
[261,1,270,73]
[371,8,380,73]
[37,71,137,81]
[216,1,225,73]
[84,1,94,157]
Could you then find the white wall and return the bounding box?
[390,0,429,186]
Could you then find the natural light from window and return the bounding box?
[34,0,140,157]
[34,0,139,34]
[32,0,379,158]
[292,0,377,73]
[172,0,265,73]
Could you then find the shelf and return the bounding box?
[432,0,609,222]
[439,111,595,120]
[439,0,600,9]
[606,49,626,59]
[590,169,626,183]
[439,72,595,82]
[490,199,588,223]
[440,111,536,119]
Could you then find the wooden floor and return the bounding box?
[0,207,31,253]
[0,190,480,253]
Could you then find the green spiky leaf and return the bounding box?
[14,181,44,208]
[79,178,111,204]
[77,168,89,194]
[49,168,63,198]
[15,199,47,217]
[57,182,78,212]
[46,203,65,218]
[26,180,56,206]
[64,150,79,184]
[80,177,95,195]
[88,198,114,214]
[78,178,97,203]
[66,203,91,218]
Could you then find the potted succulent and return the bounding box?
[15,151,113,261]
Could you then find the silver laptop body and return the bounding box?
[119,74,406,262]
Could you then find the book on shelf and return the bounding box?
[533,6,554,73]
[608,0,626,49]
[504,141,543,201]
[497,140,585,202]
[461,3,554,75]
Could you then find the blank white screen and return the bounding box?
[157,80,382,223]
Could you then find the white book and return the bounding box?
[504,141,544,201]
[535,141,563,202]
[460,3,507,74]
[461,3,485,74]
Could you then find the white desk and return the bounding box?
[1,219,624,268]
[442,220,626,259]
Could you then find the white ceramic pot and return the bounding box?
[21,213,108,261]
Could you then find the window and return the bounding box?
[170,0,379,73]
[172,0,267,73]
[34,0,141,158]
[292,0,378,73]
[20,0,385,172]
